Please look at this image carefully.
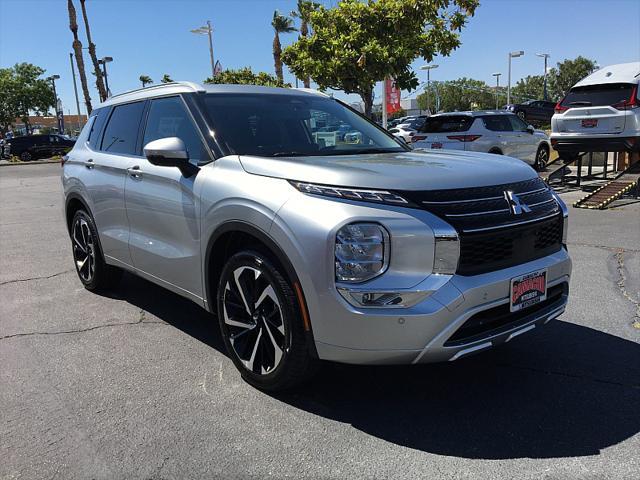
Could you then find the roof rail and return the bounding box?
[107,81,205,101]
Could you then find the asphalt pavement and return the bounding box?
[1,163,639,479]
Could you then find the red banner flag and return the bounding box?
[385,77,401,115]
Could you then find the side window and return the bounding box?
[88,108,109,150]
[142,96,205,162]
[482,116,513,132]
[101,102,145,155]
[508,115,528,132]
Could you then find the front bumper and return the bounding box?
[313,248,572,365]
[550,135,639,153]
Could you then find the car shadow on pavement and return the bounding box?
[107,273,640,460]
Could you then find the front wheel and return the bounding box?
[19,151,32,161]
[217,250,315,391]
[534,146,549,170]
[517,110,526,121]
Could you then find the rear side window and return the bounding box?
[419,116,472,133]
[561,83,635,107]
[142,96,206,162]
[88,108,109,150]
[101,101,145,155]
[482,116,513,132]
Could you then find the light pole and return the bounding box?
[191,20,215,79]
[492,72,502,110]
[507,50,524,105]
[420,64,439,113]
[98,56,113,99]
[69,53,83,130]
[536,53,550,100]
[47,75,64,134]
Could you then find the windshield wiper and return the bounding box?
[336,148,402,155]
[270,151,315,157]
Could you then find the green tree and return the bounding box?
[0,63,55,133]
[417,77,493,112]
[271,11,297,84]
[283,0,478,117]
[548,56,598,100]
[204,67,290,88]
[139,75,153,87]
[290,0,320,88]
[511,75,545,103]
[160,74,173,84]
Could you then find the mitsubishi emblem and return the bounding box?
[504,191,531,215]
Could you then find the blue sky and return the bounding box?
[1,0,639,117]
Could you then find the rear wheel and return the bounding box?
[19,151,32,161]
[217,250,315,391]
[70,210,122,291]
[535,145,549,170]
[517,110,526,121]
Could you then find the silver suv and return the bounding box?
[62,82,572,390]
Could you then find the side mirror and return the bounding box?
[144,137,199,177]
[526,125,535,134]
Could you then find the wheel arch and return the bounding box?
[488,147,503,155]
[64,192,92,234]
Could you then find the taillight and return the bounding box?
[613,85,638,110]
[412,135,427,143]
[554,101,569,113]
[446,135,482,142]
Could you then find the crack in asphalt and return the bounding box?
[567,242,640,253]
[613,250,640,327]
[0,309,166,341]
[498,362,640,390]
[0,269,74,286]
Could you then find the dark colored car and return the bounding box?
[4,134,75,161]
[505,100,556,125]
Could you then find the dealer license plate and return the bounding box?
[510,269,547,312]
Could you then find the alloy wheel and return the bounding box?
[517,111,526,120]
[72,217,96,282]
[222,266,286,375]
[536,148,549,170]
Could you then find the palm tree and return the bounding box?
[139,75,153,88]
[160,74,173,84]
[290,1,319,88]
[67,0,92,114]
[271,11,296,85]
[79,0,107,102]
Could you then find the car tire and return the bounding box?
[217,250,316,391]
[488,148,502,155]
[517,111,526,121]
[534,145,549,170]
[70,210,123,292]
[19,151,32,161]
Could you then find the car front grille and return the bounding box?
[400,177,564,275]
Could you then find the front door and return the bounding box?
[508,115,537,163]
[124,96,208,301]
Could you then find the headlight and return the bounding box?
[335,223,389,283]
[433,233,459,275]
[291,181,409,206]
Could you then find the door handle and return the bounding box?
[127,166,142,178]
[84,159,94,169]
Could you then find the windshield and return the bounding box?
[201,93,405,157]
[419,115,473,133]
[561,83,635,107]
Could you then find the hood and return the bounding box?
[238,150,537,191]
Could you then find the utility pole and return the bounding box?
[536,53,550,100]
[492,72,502,110]
[507,50,524,105]
[420,64,439,114]
[70,53,83,130]
[191,21,215,79]
[98,56,113,99]
[382,77,388,129]
[47,75,63,134]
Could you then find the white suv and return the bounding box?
[411,111,551,170]
[551,62,640,160]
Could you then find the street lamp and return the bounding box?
[492,72,502,110]
[98,56,113,99]
[420,64,439,113]
[47,75,64,134]
[536,53,550,100]
[507,50,524,105]
[191,20,215,79]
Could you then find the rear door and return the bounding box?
[556,83,634,134]
[124,95,206,301]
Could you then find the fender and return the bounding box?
[64,192,93,233]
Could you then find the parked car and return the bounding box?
[505,100,556,125]
[551,62,640,161]
[412,111,551,170]
[388,125,416,143]
[4,134,75,161]
[62,82,571,391]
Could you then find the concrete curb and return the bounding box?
[0,159,61,167]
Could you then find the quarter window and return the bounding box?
[142,96,205,162]
[101,101,145,155]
